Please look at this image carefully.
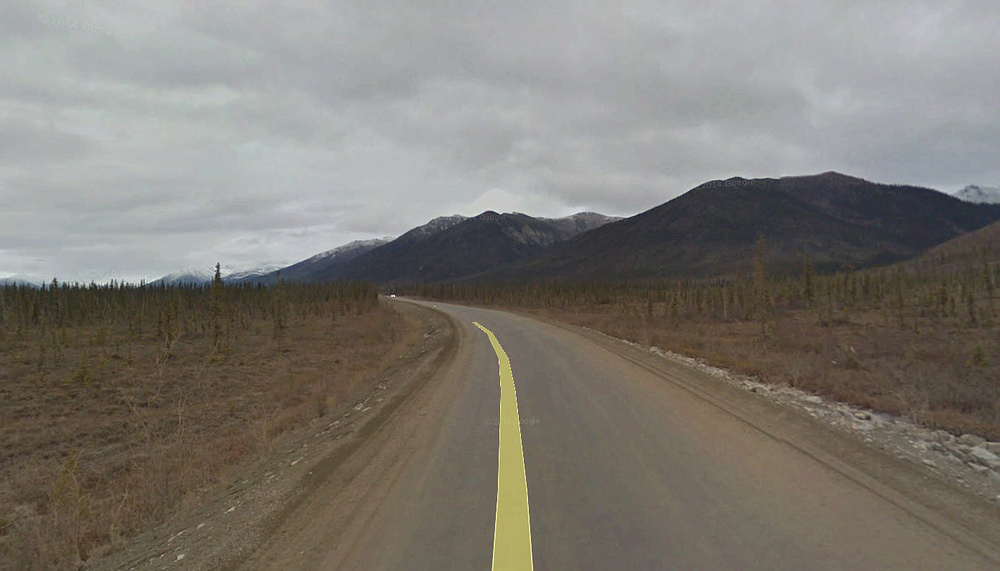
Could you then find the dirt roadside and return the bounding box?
[83,301,458,570]
[236,301,476,570]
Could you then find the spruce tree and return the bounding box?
[752,235,770,345]
[210,263,224,350]
[803,253,814,307]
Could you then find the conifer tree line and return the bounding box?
[0,276,378,350]
[396,240,1000,334]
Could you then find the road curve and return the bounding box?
[242,300,1000,570]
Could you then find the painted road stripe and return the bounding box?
[474,322,534,571]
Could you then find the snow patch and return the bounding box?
[954,184,1000,204]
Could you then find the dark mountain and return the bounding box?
[278,216,462,283]
[253,237,394,284]
[267,211,618,284]
[242,217,468,285]
[394,215,468,242]
[327,211,593,283]
[488,171,1000,280]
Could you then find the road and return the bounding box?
[241,300,1000,570]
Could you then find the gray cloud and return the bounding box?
[1,0,998,281]
[0,117,98,163]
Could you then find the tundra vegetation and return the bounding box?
[0,272,404,569]
[404,238,1000,441]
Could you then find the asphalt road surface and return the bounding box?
[241,300,1000,570]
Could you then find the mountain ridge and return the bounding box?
[483,171,1000,280]
[258,211,620,284]
[324,211,613,284]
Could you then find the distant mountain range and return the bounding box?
[954,184,1000,204]
[150,263,286,286]
[248,212,621,285]
[138,172,1000,287]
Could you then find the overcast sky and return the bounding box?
[2,0,999,282]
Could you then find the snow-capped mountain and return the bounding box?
[224,264,287,284]
[395,215,467,242]
[539,212,624,236]
[151,263,288,286]
[254,237,396,283]
[256,216,472,284]
[152,267,228,286]
[0,275,42,288]
[301,237,395,264]
[954,184,1000,204]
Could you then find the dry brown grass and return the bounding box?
[523,302,1000,441]
[0,299,408,570]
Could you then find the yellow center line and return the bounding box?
[474,322,534,571]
